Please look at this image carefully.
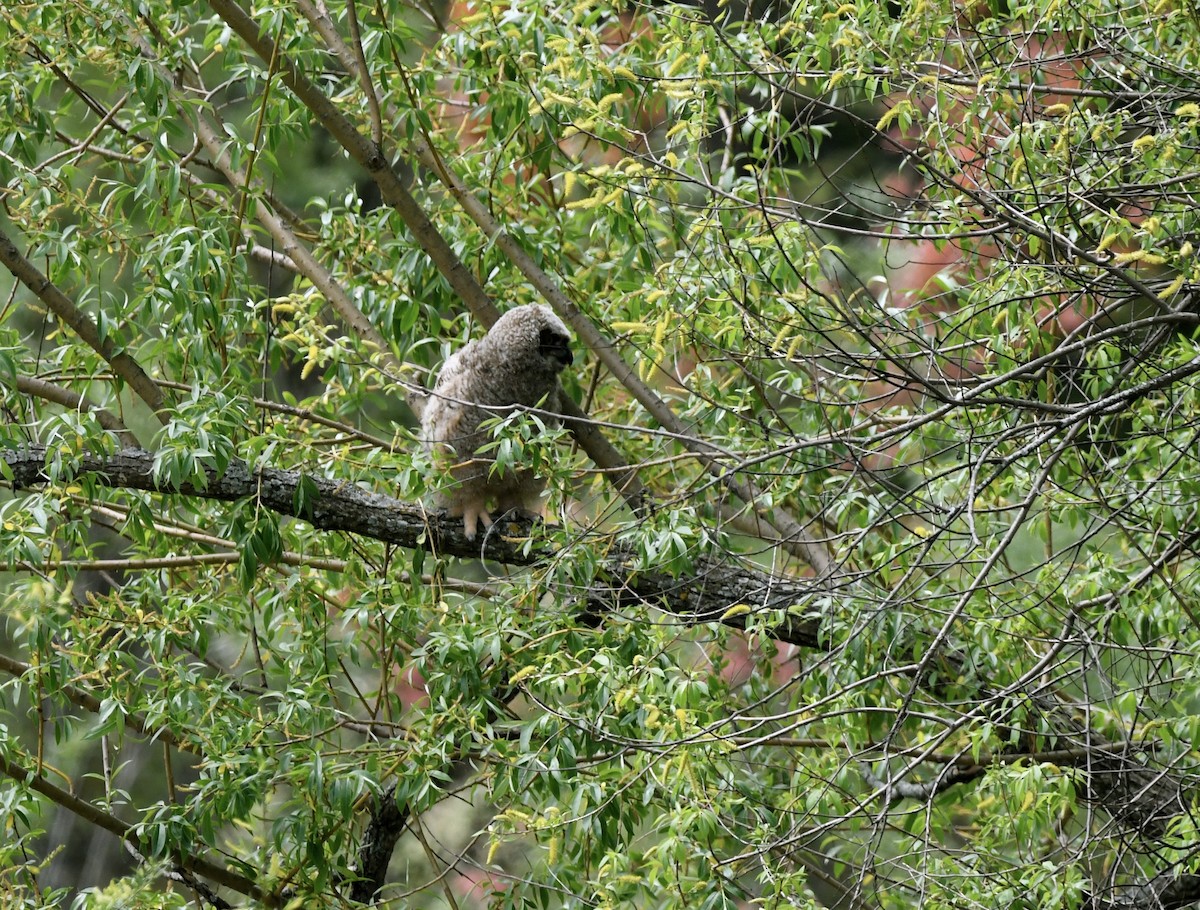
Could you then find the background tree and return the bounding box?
[1,0,1199,908]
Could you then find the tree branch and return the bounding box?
[0,445,820,645]
[10,374,140,447]
[346,783,408,903]
[0,652,200,756]
[0,749,267,905]
[1083,871,1200,910]
[0,227,167,421]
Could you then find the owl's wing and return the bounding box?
[432,352,463,392]
[426,343,480,449]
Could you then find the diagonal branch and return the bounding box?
[0,227,167,421]
[203,0,646,514]
[0,748,267,905]
[0,652,200,756]
[10,374,140,447]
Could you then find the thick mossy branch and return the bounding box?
[1,445,822,648]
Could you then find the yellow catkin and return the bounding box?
[300,346,320,380]
[598,92,625,113]
[1159,274,1186,299]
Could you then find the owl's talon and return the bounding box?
[461,505,493,541]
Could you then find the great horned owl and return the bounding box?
[421,304,574,539]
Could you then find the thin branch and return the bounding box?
[1083,872,1200,910]
[860,761,984,805]
[344,0,383,146]
[154,378,393,448]
[7,552,337,572]
[0,652,200,755]
[11,374,140,446]
[0,748,266,904]
[241,242,299,272]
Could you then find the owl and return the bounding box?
[421,304,574,539]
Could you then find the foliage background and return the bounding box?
[1,0,1200,908]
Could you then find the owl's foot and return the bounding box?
[460,503,493,541]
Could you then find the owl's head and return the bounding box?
[491,304,574,373]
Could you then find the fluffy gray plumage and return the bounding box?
[421,304,574,539]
